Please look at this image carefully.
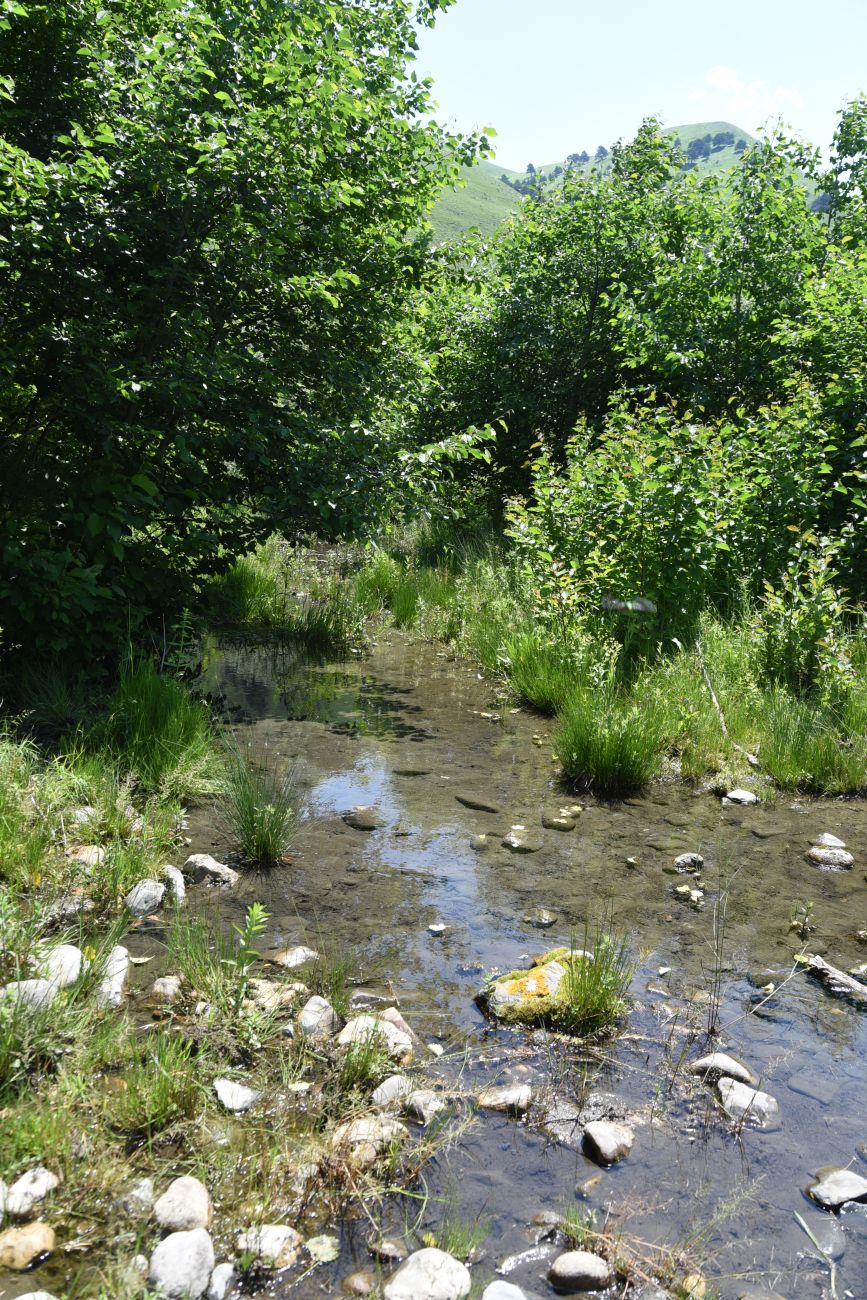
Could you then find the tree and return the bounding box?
[595,144,609,161]
[0,0,480,655]
[526,162,536,174]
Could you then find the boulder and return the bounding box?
[808,1167,867,1209]
[149,1228,215,1298]
[6,1167,60,1219]
[582,1119,634,1164]
[477,1084,532,1114]
[548,1250,612,1293]
[236,1224,303,1268]
[184,854,239,887]
[124,879,165,917]
[717,1078,779,1125]
[0,1222,55,1270]
[153,1175,212,1231]
[383,1247,471,1300]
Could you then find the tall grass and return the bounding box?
[504,631,581,714]
[97,656,217,798]
[555,688,667,796]
[102,1030,201,1137]
[759,690,867,794]
[554,928,634,1039]
[218,744,297,866]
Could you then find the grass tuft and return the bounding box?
[553,928,634,1039]
[218,742,297,867]
[555,688,667,796]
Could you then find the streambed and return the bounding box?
[189,632,866,1297]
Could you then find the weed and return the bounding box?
[553,927,634,1039]
[429,1204,488,1262]
[218,742,297,867]
[337,1028,392,1094]
[560,1204,598,1250]
[309,947,354,1020]
[102,1029,201,1137]
[504,631,577,714]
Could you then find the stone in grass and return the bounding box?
[236,1224,303,1269]
[808,1167,867,1209]
[582,1119,634,1165]
[16,1292,63,1300]
[298,994,341,1041]
[476,1084,533,1114]
[149,1228,215,1299]
[162,864,187,905]
[716,1078,779,1126]
[0,1223,56,1270]
[153,1176,212,1232]
[207,1262,236,1300]
[0,979,57,1010]
[673,853,703,873]
[548,1249,612,1293]
[119,1177,154,1216]
[38,944,88,989]
[213,1078,260,1113]
[273,945,320,968]
[331,1117,408,1168]
[371,1074,414,1109]
[338,1014,414,1065]
[184,854,240,888]
[151,974,183,1004]
[383,1247,471,1300]
[95,945,129,1008]
[688,1053,758,1087]
[477,948,592,1028]
[124,879,165,917]
[6,1167,60,1219]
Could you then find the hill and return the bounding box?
[429,120,756,242]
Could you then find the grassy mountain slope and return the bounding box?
[429,120,756,242]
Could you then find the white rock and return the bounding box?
[213,1078,260,1113]
[208,1261,237,1300]
[0,979,56,1009]
[815,833,847,849]
[149,1228,215,1299]
[38,944,87,989]
[379,1006,418,1042]
[428,923,446,935]
[725,788,759,805]
[272,945,319,968]
[717,1078,779,1125]
[548,1249,612,1292]
[405,1089,446,1125]
[236,1224,302,1268]
[6,1167,60,1219]
[583,1119,634,1164]
[95,945,129,1008]
[809,1167,867,1209]
[297,994,341,1041]
[15,1293,61,1300]
[162,865,187,905]
[70,805,96,826]
[808,845,854,869]
[371,1075,415,1109]
[124,879,165,916]
[119,1177,154,1216]
[0,1180,6,1216]
[483,1285,530,1300]
[68,844,105,867]
[383,1247,471,1300]
[153,1176,212,1231]
[338,1015,414,1064]
[151,974,183,1004]
[331,1116,408,1168]
[688,1053,758,1087]
[184,854,239,887]
[477,1084,532,1114]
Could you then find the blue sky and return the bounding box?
[414,0,866,170]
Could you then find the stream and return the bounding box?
[188,631,867,1299]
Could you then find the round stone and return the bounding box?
[548,1249,612,1293]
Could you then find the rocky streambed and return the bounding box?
[4,632,865,1299]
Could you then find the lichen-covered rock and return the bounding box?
[478,948,589,1026]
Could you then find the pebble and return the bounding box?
[124,878,165,917]
[343,1270,376,1295]
[149,1228,215,1298]
[0,978,57,1009]
[523,908,557,928]
[6,1167,60,1219]
[808,1167,867,1209]
[548,1249,612,1293]
[583,1119,634,1164]
[298,994,341,1041]
[38,944,87,989]
[808,845,854,870]
[717,1078,779,1125]
[383,1247,471,1299]
[273,945,319,968]
[724,789,759,805]
[688,1053,758,1087]
[470,834,489,851]
[0,1222,56,1270]
[95,945,129,1008]
[237,1224,303,1268]
[428,923,446,935]
[343,806,385,831]
[331,1116,408,1167]
[405,1089,446,1124]
[477,1083,533,1114]
[673,853,703,873]
[153,1176,212,1231]
[502,828,544,853]
[151,974,183,1003]
[163,864,187,905]
[207,1262,236,1300]
[184,853,239,887]
[213,1078,260,1113]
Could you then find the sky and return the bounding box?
[414,0,867,171]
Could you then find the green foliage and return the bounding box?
[554,687,667,796]
[0,0,482,657]
[553,928,633,1038]
[102,1029,201,1137]
[218,743,297,867]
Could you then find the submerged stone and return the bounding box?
[523,907,557,928]
[808,1167,867,1209]
[688,1053,758,1087]
[717,1078,779,1126]
[455,792,502,814]
[542,812,577,831]
[343,806,385,831]
[582,1119,633,1164]
[814,832,847,849]
[477,1083,532,1114]
[502,827,544,853]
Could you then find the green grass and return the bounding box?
[337,1027,393,1094]
[554,929,634,1039]
[218,743,297,867]
[758,689,867,794]
[555,687,667,796]
[504,631,581,714]
[101,1029,202,1137]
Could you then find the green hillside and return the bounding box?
[429,120,756,242]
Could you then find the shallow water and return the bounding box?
[190,633,867,1298]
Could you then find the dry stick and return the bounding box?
[693,637,759,768]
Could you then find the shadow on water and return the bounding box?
[186,631,867,1299]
